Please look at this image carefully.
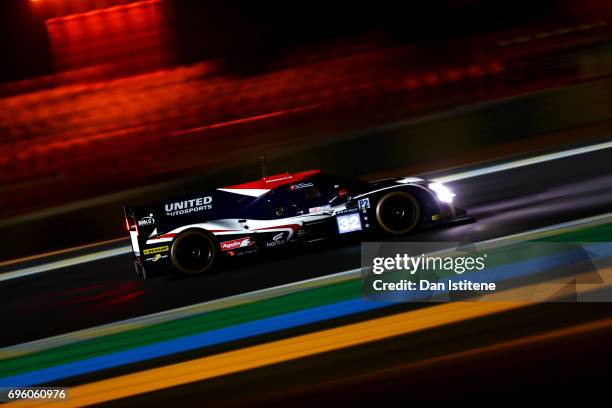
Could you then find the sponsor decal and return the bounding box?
[138,215,155,227]
[266,232,288,248]
[146,253,168,262]
[220,237,255,251]
[309,204,331,214]
[290,182,314,191]
[234,248,258,257]
[358,198,370,210]
[165,196,213,216]
[143,245,169,255]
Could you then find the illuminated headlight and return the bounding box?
[428,182,455,203]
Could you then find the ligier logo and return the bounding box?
[220,237,255,251]
[165,196,213,216]
[266,232,287,248]
[138,216,155,226]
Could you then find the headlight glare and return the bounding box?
[429,182,455,203]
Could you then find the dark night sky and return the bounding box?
[0,0,559,83]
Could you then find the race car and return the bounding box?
[123,170,468,277]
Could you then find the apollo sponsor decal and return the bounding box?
[164,196,213,216]
[220,237,255,251]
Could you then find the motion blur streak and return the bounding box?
[0,299,387,387]
[0,238,125,269]
[6,302,523,408]
[170,105,320,136]
[433,139,612,183]
[2,232,610,387]
[0,268,360,359]
[0,247,130,284]
[367,317,612,374]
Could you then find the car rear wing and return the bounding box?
[123,205,158,258]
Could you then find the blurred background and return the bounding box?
[2,0,612,258]
[3,3,612,406]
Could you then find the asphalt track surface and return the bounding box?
[2,145,612,347]
[108,302,612,407]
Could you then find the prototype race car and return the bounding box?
[124,170,467,277]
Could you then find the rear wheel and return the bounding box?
[375,191,421,234]
[171,229,218,275]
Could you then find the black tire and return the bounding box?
[375,191,421,235]
[170,229,218,275]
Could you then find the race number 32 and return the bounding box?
[336,213,362,234]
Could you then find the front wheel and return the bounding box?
[171,229,218,275]
[375,191,421,235]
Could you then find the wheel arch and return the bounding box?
[365,184,440,219]
[170,227,220,275]
[365,184,440,234]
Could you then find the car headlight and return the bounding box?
[428,182,455,203]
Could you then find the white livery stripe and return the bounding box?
[217,188,270,197]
